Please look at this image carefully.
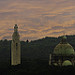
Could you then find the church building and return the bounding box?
[49,35,75,66]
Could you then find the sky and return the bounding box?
[0,0,75,41]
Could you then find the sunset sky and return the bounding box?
[0,0,75,41]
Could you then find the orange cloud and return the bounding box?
[0,0,75,40]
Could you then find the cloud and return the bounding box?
[51,26,63,30]
[0,0,75,40]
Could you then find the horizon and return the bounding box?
[1,34,75,41]
[0,0,75,40]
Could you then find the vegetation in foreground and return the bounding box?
[0,35,75,74]
[0,60,75,75]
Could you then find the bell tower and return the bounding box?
[11,24,21,65]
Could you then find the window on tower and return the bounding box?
[16,43,18,46]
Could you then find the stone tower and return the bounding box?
[11,24,21,65]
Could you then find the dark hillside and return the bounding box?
[0,35,75,62]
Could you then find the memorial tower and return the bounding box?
[11,24,21,65]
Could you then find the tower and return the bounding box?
[11,24,21,65]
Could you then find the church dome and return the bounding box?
[54,36,75,55]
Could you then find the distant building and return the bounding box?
[49,35,75,66]
[11,24,21,65]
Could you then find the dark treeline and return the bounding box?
[0,35,75,74]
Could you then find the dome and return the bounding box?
[54,43,75,55]
[54,36,75,55]
[62,60,72,66]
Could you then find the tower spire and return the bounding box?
[14,24,18,32]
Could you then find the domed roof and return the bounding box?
[54,36,75,55]
[62,60,72,66]
[54,43,75,55]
